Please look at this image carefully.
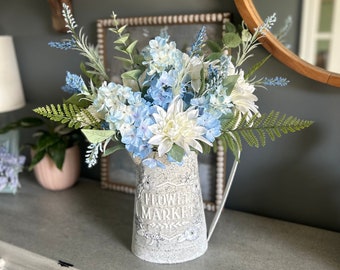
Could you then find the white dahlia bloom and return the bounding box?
[228,63,260,120]
[148,96,212,157]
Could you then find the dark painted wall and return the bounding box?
[1,0,339,232]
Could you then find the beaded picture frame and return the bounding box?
[97,12,230,211]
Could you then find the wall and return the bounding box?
[0,0,339,232]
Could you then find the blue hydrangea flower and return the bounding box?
[142,158,166,169]
[142,35,183,76]
[197,112,221,143]
[124,104,155,159]
[145,83,173,109]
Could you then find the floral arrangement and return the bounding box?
[34,4,312,168]
[0,146,25,193]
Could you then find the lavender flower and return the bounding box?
[61,71,85,94]
[263,77,290,86]
[48,39,76,50]
[189,26,206,56]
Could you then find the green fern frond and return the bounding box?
[220,111,313,157]
[33,104,100,129]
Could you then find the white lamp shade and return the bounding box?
[0,36,25,113]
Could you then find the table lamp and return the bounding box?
[0,36,25,113]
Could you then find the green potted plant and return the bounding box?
[29,120,81,190]
[1,117,81,190]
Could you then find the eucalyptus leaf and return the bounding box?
[79,62,104,85]
[113,33,129,44]
[121,69,142,81]
[222,32,242,48]
[133,54,145,65]
[114,45,129,55]
[65,94,91,108]
[224,21,237,33]
[207,52,223,61]
[168,145,185,163]
[223,75,239,95]
[103,144,126,156]
[117,24,127,34]
[126,40,138,55]
[241,29,252,42]
[114,56,133,65]
[82,129,116,143]
[206,40,222,53]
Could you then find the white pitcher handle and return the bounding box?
[207,149,241,242]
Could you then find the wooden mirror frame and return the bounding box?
[234,0,340,87]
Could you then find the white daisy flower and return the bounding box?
[148,96,212,157]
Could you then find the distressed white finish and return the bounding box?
[131,152,207,264]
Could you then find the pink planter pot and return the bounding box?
[32,145,80,191]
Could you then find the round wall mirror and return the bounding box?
[234,0,340,87]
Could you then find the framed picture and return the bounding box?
[97,12,231,211]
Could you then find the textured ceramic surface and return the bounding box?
[131,152,207,264]
[33,145,80,191]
